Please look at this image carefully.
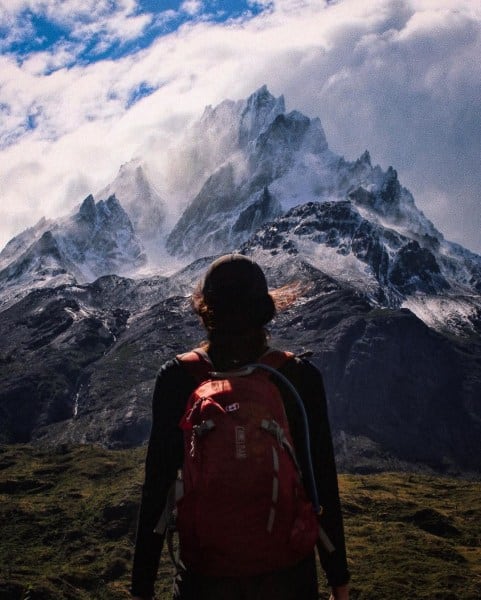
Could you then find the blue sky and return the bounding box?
[3,1,268,70]
[1,0,480,254]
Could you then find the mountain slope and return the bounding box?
[2,85,479,333]
[165,87,440,261]
[241,200,481,336]
[0,195,146,309]
[1,255,480,474]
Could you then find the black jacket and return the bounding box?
[131,354,350,597]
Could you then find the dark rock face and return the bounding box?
[167,164,238,256]
[0,230,75,285]
[389,241,449,294]
[167,168,283,258]
[238,85,286,148]
[0,288,123,443]
[1,258,480,476]
[165,89,329,259]
[250,111,312,179]
[64,194,146,274]
[0,276,204,447]
[232,187,282,235]
[271,275,481,473]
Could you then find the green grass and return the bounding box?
[0,445,480,599]
[340,474,481,599]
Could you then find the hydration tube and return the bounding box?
[249,364,320,511]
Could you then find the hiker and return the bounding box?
[131,254,350,600]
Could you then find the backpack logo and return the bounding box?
[235,425,247,459]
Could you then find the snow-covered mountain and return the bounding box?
[1,85,480,337]
[161,86,481,335]
[0,195,145,308]
[240,200,481,336]
[97,160,167,257]
[165,86,437,257]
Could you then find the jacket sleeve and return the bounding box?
[281,358,350,588]
[131,359,195,598]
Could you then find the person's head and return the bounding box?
[192,254,276,362]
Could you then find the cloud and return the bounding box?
[0,0,480,255]
[181,1,204,17]
[0,0,153,62]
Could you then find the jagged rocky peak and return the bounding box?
[346,163,442,247]
[187,85,286,181]
[257,111,309,150]
[73,194,132,231]
[303,116,329,154]
[166,161,283,258]
[358,149,371,166]
[348,150,372,176]
[78,194,96,220]
[232,186,283,235]
[63,193,146,275]
[0,229,80,309]
[239,88,328,159]
[251,110,328,176]
[165,87,334,258]
[97,159,166,242]
[348,166,404,217]
[239,85,286,146]
[168,86,451,264]
[0,193,146,306]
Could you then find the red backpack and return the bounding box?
[171,348,324,577]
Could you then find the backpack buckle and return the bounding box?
[193,419,216,437]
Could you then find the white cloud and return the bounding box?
[0,0,480,255]
[181,1,204,17]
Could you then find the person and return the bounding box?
[131,253,350,600]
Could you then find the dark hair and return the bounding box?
[192,255,276,368]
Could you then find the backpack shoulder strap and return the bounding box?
[257,348,295,370]
[178,347,294,381]
[177,348,213,384]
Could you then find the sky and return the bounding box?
[1,0,480,255]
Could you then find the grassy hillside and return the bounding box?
[0,445,480,599]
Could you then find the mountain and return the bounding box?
[164,85,481,335]
[241,200,481,336]
[0,194,146,309]
[165,86,437,258]
[3,86,479,333]
[0,86,480,475]
[97,160,167,254]
[166,86,329,256]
